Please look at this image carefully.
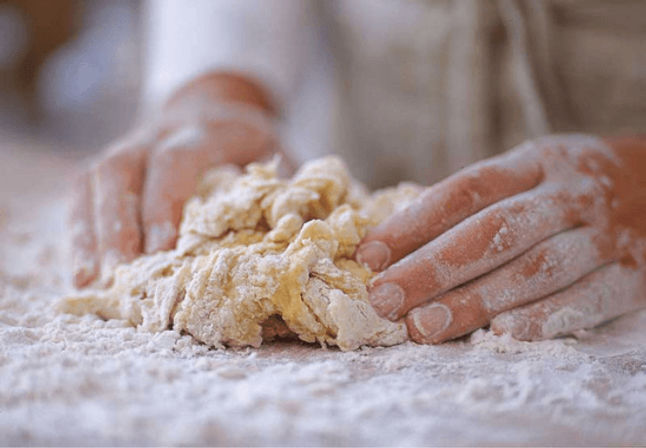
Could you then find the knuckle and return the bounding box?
[484,207,516,253]
[459,171,485,203]
[522,246,559,280]
[448,167,490,211]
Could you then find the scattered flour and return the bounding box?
[2,147,646,445]
[469,328,580,356]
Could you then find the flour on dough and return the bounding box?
[61,157,421,351]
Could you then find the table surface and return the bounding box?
[1,141,645,446]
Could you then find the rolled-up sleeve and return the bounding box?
[142,0,315,110]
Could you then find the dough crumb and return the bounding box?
[61,156,422,351]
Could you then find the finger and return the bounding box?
[405,227,614,344]
[356,146,543,271]
[69,171,99,287]
[142,118,278,253]
[369,186,583,320]
[93,143,147,278]
[490,263,646,341]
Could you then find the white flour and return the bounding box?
[1,147,645,445]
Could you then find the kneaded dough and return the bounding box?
[62,157,422,351]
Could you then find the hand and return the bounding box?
[70,72,284,287]
[356,135,646,343]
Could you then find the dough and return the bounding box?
[61,157,422,351]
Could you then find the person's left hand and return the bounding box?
[355,134,646,343]
[69,72,287,287]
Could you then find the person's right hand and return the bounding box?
[70,72,284,288]
[356,135,646,343]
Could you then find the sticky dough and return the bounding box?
[62,157,422,351]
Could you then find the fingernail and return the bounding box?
[369,282,405,320]
[411,304,452,340]
[356,241,391,271]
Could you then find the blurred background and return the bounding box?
[0,0,140,152]
[1,0,644,184]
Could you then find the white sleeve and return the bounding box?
[141,0,315,109]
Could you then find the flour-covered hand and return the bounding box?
[356,135,646,343]
[70,72,284,287]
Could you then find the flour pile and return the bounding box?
[62,157,421,350]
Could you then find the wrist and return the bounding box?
[153,71,279,143]
[163,71,278,117]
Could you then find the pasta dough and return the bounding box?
[61,157,421,351]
